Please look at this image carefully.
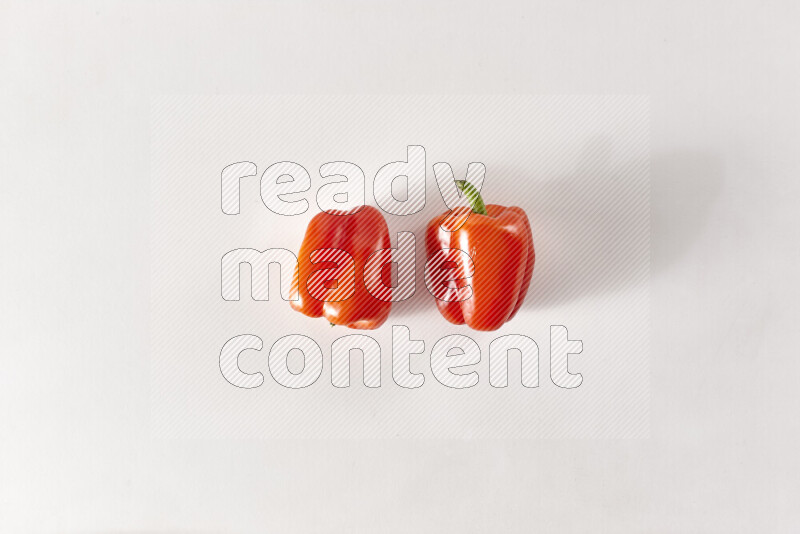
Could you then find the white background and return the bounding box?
[1,1,799,532]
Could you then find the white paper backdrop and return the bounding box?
[2,1,799,532]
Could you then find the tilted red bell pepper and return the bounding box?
[425,181,534,331]
[291,206,392,329]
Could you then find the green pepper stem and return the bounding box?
[455,180,489,216]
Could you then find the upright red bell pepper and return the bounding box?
[291,206,392,329]
[425,181,534,331]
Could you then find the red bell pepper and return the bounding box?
[425,181,534,331]
[291,206,392,329]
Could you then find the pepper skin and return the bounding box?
[425,182,534,331]
[291,206,392,329]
